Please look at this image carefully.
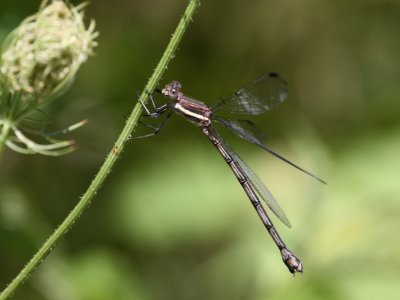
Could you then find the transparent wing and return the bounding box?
[214,117,327,184]
[211,73,288,115]
[229,145,292,228]
[213,116,266,142]
[210,128,291,227]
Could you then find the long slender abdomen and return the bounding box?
[202,126,303,274]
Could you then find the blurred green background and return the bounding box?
[1,0,400,299]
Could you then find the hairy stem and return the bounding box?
[0,0,201,298]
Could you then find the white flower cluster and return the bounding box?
[0,0,97,157]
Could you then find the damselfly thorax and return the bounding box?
[162,80,211,126]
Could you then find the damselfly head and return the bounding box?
[162,81,182,100]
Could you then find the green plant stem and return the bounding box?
[0,0,200,298]
[0,120,11,161]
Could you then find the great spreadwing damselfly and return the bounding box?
[135,73,326,274]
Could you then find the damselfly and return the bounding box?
[136,73,325,274]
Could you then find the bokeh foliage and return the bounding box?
[1,0,400,299]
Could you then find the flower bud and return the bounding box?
[0,0,98,104]
[0,1,98,157]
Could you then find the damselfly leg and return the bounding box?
[133,111,173,139]
[130,91,171,139]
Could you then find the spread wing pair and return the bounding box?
[210,73,325,227]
